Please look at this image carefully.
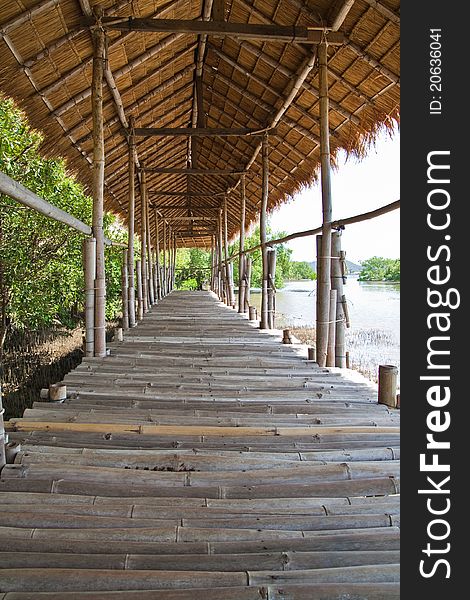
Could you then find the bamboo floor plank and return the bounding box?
[1,291,400,594]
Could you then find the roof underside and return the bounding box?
[0,0,400,247]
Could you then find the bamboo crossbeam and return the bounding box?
[0,0,57,33]
[143,168,247,175]
[329,0,356,30]
[133,127,275,137]
[362,0,400,25]
[84,18,345,45]
[223,200,400,261]
[0,170,123,246]
[149,191,226,197]
[0,171,92,236]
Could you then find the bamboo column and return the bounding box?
[82,237,96,357]
[331,231,346,367]
[238,174,246,313]
[91,18,106,358]
[316,234,322,354]
[162,220,167,297]
[244,255,252,311]
[140,172,149,314]
[127,119,136,327]
[210,235,215,292]
[154,209,161,300]
[172,234,177,290]
[326,289,337,367]
[166,227,172,293]
[217,208,225,302]
[144,173,155,306]
[260,134,269,329]
[0,383,5,469]
[214,234,220,296]
[136,259,143,320]
[267,247,276,329]
[121,248,129,330]
[223,195,234,307]
[316,42,333,367]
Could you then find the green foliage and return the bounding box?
[358,256,400,282]
[0,95,126,348]
[286,261,316,281]
[175,248,211,290]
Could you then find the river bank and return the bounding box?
[250,277,400,383]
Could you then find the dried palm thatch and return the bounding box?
[0,0,399,248]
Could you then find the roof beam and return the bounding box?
[151,204,219,210]
[40,2,186,98]
[361,0,400,25]
[143,168,246,175]
[162,216,217,221]
[83,17,345,45]
[149,191,226,197]
[132,127,275,137]
[0,0,58,33]
[328,0,356,30]
[235,41,360,125]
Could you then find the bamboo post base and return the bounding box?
[378,365,398,408]
[282,329,292,344]
[48,384,67,402]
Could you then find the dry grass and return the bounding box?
[291,325,399,385]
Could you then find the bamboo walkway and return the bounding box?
[0,291,400,598]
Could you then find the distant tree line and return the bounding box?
[358,256,400,282]
[174,227,316,291]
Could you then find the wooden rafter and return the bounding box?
[83,17,345,45]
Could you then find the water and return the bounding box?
[250,277,400,382]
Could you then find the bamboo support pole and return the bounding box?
[209,236,215,292]
[162,220,167,297]
[127,121,136,328]
[140,172,149,314]
[315,234,322,354]
[217,209,225,302]
[215,234,222,297]
[167,229,173,293]
[331,232,346,367]
[82,237,96,357]
[244,256,252,311]
[260,134,269,330]
[171,234,177,291]
[316,42,333,367]
[327,289,337,367]
[378,365,398,408]
[154,210,161,300]
[342,294,351,328]
[223,196,234,307]
[91,18,107,358]
[144,172,155,306]
[121,249,129,330]
[136,260,143,320]
[152,250,158,302]
[267,248,277,329]
[0,383,6,470]
[238,174,246,313]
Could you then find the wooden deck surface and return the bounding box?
[0,291,400,598]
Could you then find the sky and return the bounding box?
[267,129,400,264]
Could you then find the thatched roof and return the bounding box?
[0,0,399,247]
